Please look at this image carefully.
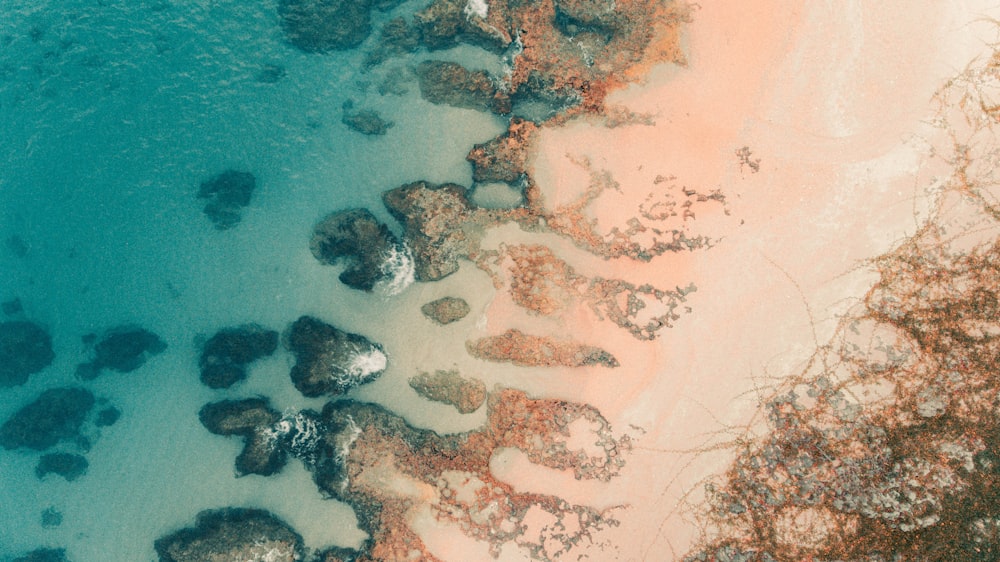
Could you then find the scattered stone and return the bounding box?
[341,101,393,135]
[75,326,166,380]
[467,329,619,368]
[0,320,54,387]
[408,369,486,413]
[40,506,63,528]
[3,297,23,315]
[310,208,403,292]
[255,63,286,83]
[197,170,256,230]
[416,60,509,114]
[198,324,278,389]
[285,315,387,397]
[382,181,504,281]
[6,234,29,257]
[420,296,470,324]
[94,406,121,427]
[0,387,95,450]
[278,0,373,53]
[198,398,285,476]
[154,508,304,562]
[35,453,89,481]
[467,117,538,184]
[12,549,69,562]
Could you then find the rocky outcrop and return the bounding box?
[412,0,511,53]
[278,0,373,53]
[0,387,95,450]
[199,398,285,476]
[466,329,618,368]
[310,208,403,292]
[0,320,54,387]
[382,181,502,281]
[408,369,486,413]
[420,296,470,324]
[197,170,256,230]
[35,452,88,481]
[286,316,387,397]
[342,101,393,135]
[416,60,510,114]
[154,508,304,562]
[76,326,166,380]
[467,118,538,184]
[198,324,278,389]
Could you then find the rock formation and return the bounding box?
[76,326,166,380]
[0,320,54,387]
[286,316,388,397]
[197,169,256,230]
[198,324,278,389]
[467,329,618,367]
[310,208,404,292]
[154,508,304,562]
[408,369,486,413]
[35,453,89,481]
[278,0,374,53]
[419,296,470,325]
[0,387,95,451]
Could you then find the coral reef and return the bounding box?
[154,508,304,562]
[467,328,618,367]
[420,296,470,325]
[286,316,387,397]
[76,326,166,380]
[0,387,95,451]
[198,324,278,389]
[408,369,486,413]
[0,320,54,387]
[197,169,256,230]
[310,208,404,292]
[35,452,88,481]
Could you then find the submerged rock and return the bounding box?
[198,324,278,389]
[2,297,23,315]
[35,452,88,481]
[310,208,404,292]
[313,546,365,562]
[94,406,121,427]
[40,506,63,528]
[12,549,69,562]
[278,0,373,53]
[420,296,470,324]
[408,369,486,413]
[416,60,509,114]
[341,101,393,135]
[0,387,95,451]
[6,234,29,258]
[76,326,166,380]
[0,320,54,387]
[154,507,304,562]
[197,170,256,230]
[286,316,387,397]
[199,398,285,476]
[467,329,619,367]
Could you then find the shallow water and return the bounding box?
[0,0,504,558]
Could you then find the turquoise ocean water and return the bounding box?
[0,0,505,558]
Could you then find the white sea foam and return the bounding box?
[376,243,415,296]
[464,0,488,19]
[345,347,388,381]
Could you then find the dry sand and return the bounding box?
[406,1,1000,560]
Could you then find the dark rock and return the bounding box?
[154,508,304,562]
[199,398,285,476]
[256,63,286,83]
[383,181,502,281]
[341,101,393,135]
[416,60,509,114]
[35,453,89,481]
[278,0,373,53]
[420,296,470,324]
[0,320,54,387]
[6,234,29,257]
[76,326,166,380]
[0,387,95,450]
[12,548,69,562]
[286,315,387,397]
[197,170,256,230]
[94,406,121,427]
[40,506,63,528]
[413,0,510,53]
[198,324,278,389]
[310,208,402,292]
[364,17,419,67]
[314,546,364,562]
[3,297,23,315]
